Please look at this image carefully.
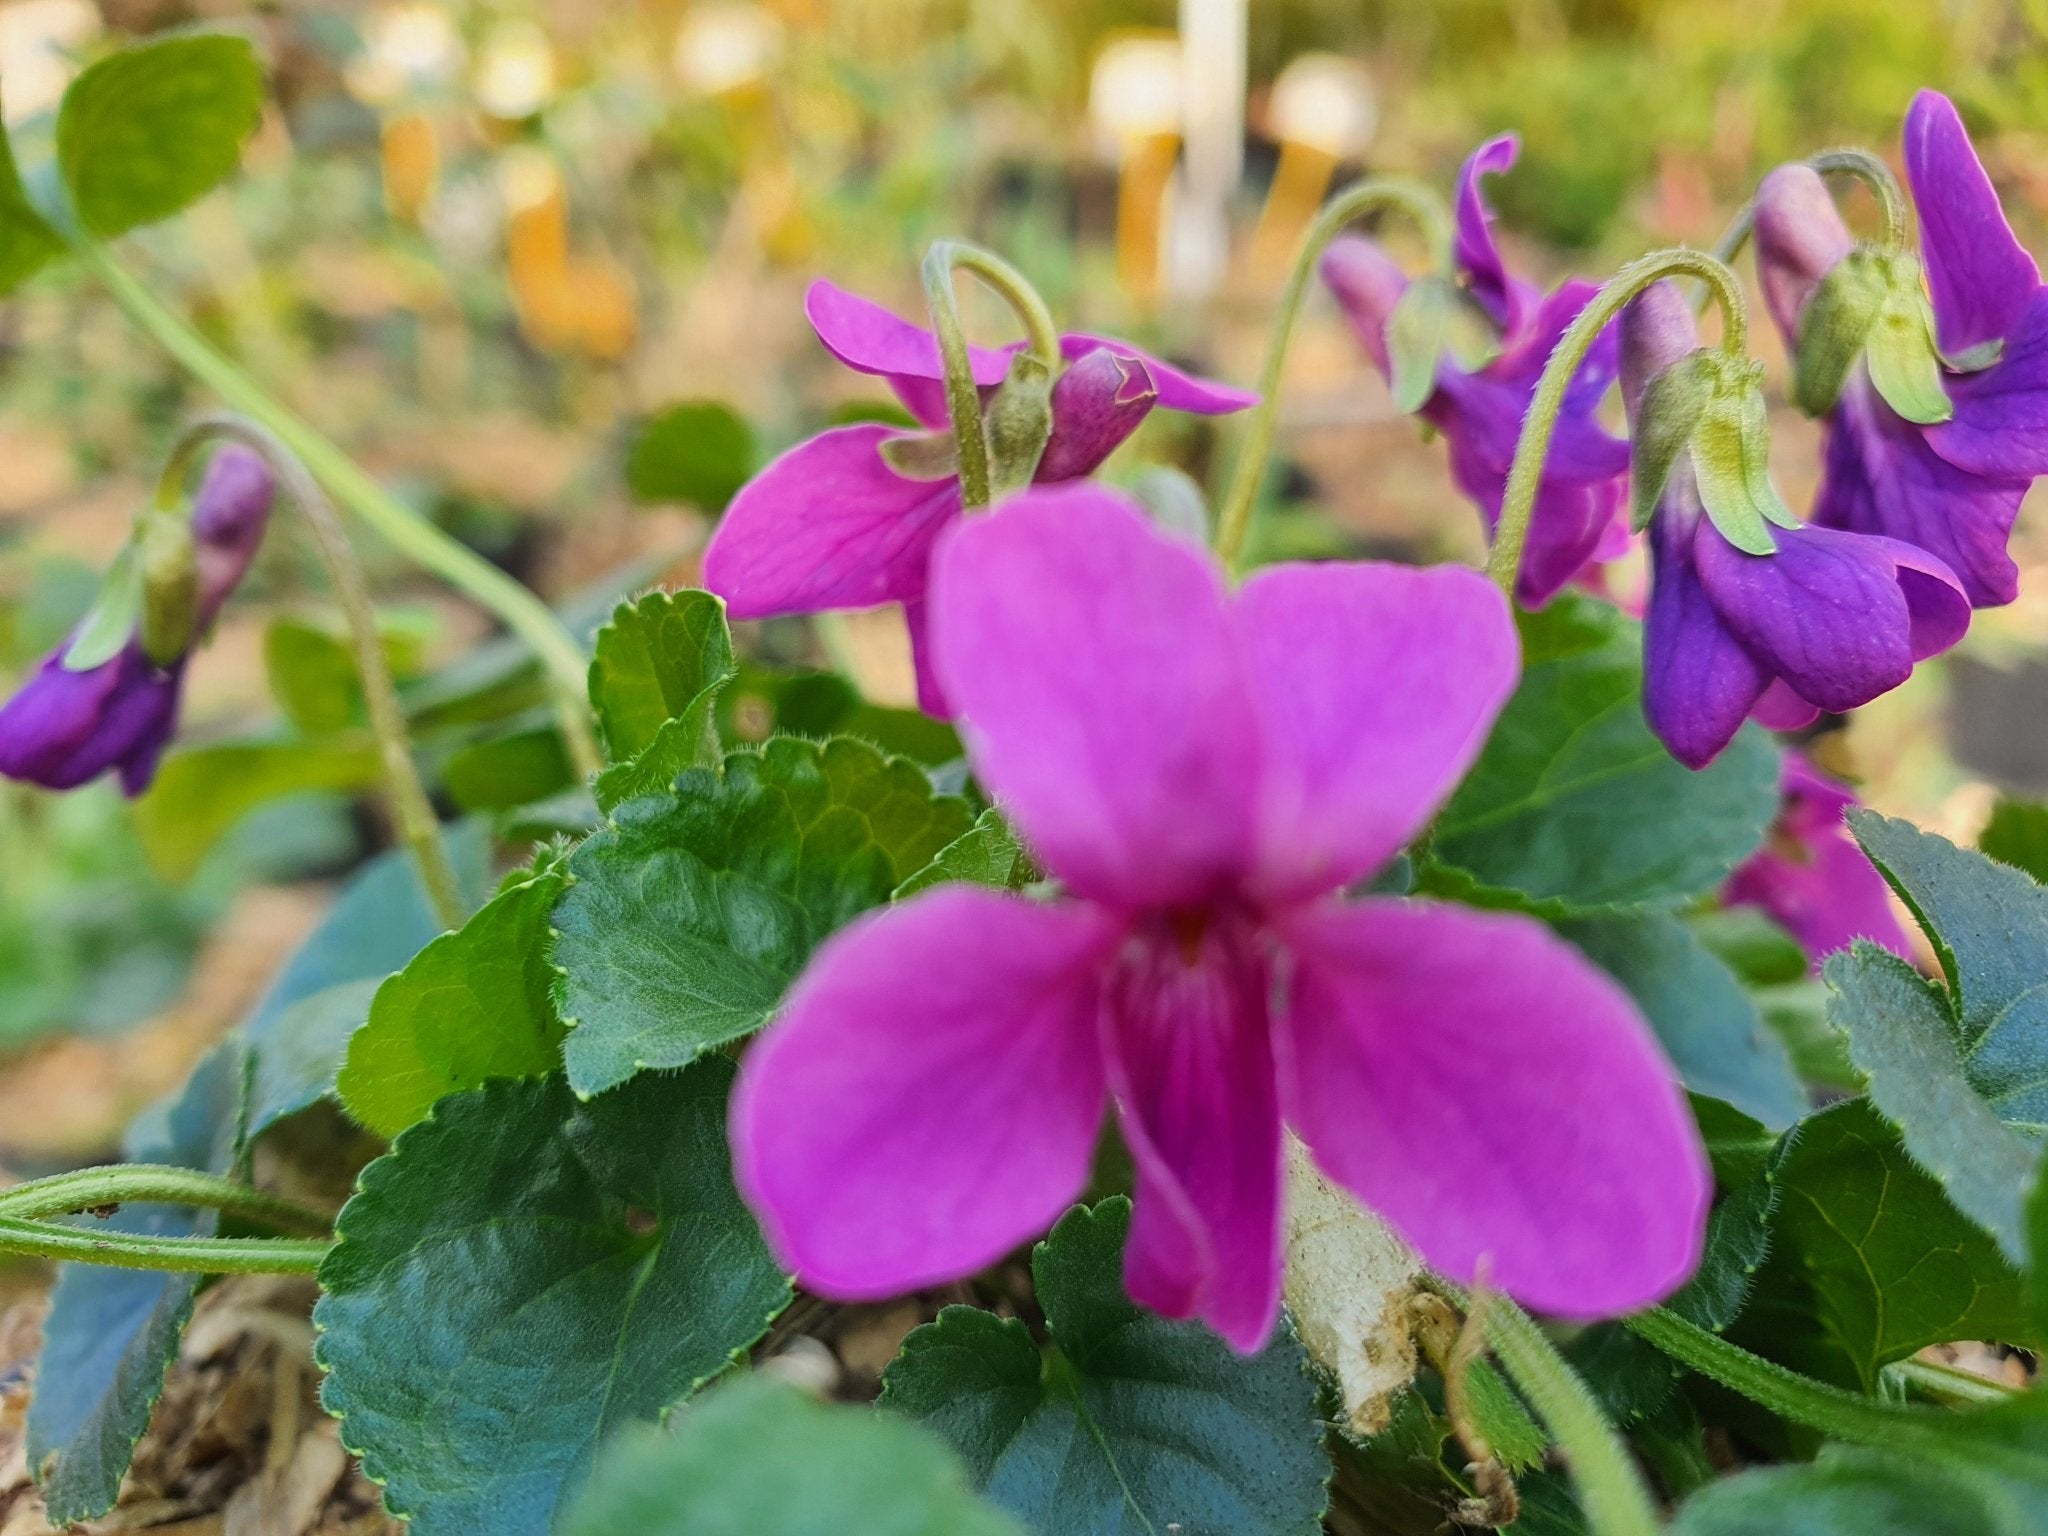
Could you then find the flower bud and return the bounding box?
[191,445,275,623]
[1033,347,1157,483]
[1752,165,1853,339]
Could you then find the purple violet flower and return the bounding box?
[1754,91,2044,608]
[1320,136,1631,606]
[701,280,1255,716]
[1723,752,1910,969]
[1624,280,1970,769]
[0,446,274,796]
[731,484,1708,1352]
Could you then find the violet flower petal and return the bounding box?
[1034,348,1159,483]
[1057,333,1257,415]
[1642,503,1770,770]
[1906,89,2040,359]
[1932,293,2048,478]
[1454,135,1537,337]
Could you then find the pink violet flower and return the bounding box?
[1320,136,1632,607]
[701,280,1255,716]
[1723,753,1910,970]
[730,484,1710,1351]
[1753,91,2045,609]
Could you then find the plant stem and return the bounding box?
[1487,247,1747,598]
[1214,178,1453,571]
[1424,1277,1661,1535]
[0,1163,330,1235]
[1704,144,1909,285]
[920,241,1063,512]
[0,1215,330,1274]
[1887,1357,2022,1407]
[163,415,467,931]
[79,241,604,781]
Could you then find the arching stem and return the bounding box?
[0,1163,330,1235]
[1214,178,1453,570]
[1704,145,1908,280]
[163,414,467,932]
[0,1215,328,1275]
[920,241,1063,511]
[1488,247,1748,599]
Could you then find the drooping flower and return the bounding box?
[1723,752,1909,969]
[1754,91,2044,608]
[731,484,1708,1351]
[0,446,274,796]
[1624,280,1970,769]
[1321,136,1631,606]
[701,281,1255,715]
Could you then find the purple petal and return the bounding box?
[1906,90,2040,358]
[1931,292,2048,478]
[1752,164,1855,342]
[1034,348,1158,483]
[901,597,949,718]
[1454,135,1536,337]
[1057,333,1257,415]
[0,644,183,795]
[1642,500,1770,769]
[1103,910,1283,1352]
[1814,377,2023,607]
[190,445,274,622]
[1319,235,1408,377]
[929,486,1260,909]
[1278,898,1710,1318]
[702,425,962,618]
[1750,679,1821,733]
[730,888,1117,1298]
[804,279,1011,387]
[1620,280,1702,418]
[1233,561,1518,906]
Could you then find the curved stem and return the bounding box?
[1809,147,1908,250]
[920,241,1062,512]
[1425,1277,1659,1535]
[1488,247,1747,598]
[79,241,603,781]
[0,1215,329,1275]
[0,1164,330,1235]
[1214,178,1453,570]
[164,416,467,932]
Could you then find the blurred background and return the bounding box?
[2,0,2046,1163]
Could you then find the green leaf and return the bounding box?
[61,541,141,671]
[1668,1452,2020,1536]
[589,590,737,811]
[1980,796,2048,884]
[553,736,971,1096]
[264,614,427,736]
[1791,248,1887,419]
[57,33,265,239]
[1559,913,1806,1129]
[1631,350,1715,530]
[0,90,64,292]
[1385,276,1453,413]
[880,1199,1329,1536]
[1737,1099,2032,1390]
[1427,595,1780,914]
[315,1064,791,1536]
[443,715,574,811]
[627,401,758,512]
[1689,907,1808,987]
[721,663,963,766]
[135,739,384,881]
[338,861,569,1138]
[560,1377,1023,1536]
[893,807,1033,900]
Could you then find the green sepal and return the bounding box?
[879,430,963,481]
[1631,349,1715,532]
[983,350,1053,498]
[1865,255,1954,425]
[1791,245,1887,418]
[1689,357,1796,555]
[61,541,143,671]
[1385,276,1453,413]
[135,507,198,667]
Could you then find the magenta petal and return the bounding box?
[901,598,950,718]
[1057,333,1256,415]
[703,425,962,618]
[930,485,1260,909]
[1234,561,1517,906]
[730,888,1117,1298]
[1035,348,1159,483]
[1277,899,1711,1318]
[1906,90,2040,359]
[1319,236,1408,376]
[1750,679,1821,733]
[804,279,1010,387]
[1642,506,1770,770]
[1103,914,1283,1352]
[1454,135,1533,336]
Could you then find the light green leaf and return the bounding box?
[57,33,265,239]
[553,736,972,1096]
[314,1064,791,1536]
[1631,350,1715,530]
[0,89,64,291]
[264,614,427,736]
[560,1378,1023,1536]
[893,807,1033,900]
[627,401,758,512]
[136,739,383,881]
[1668,1453,2022,1536]
[589,590,737,811]
[880,1199,1329,1536]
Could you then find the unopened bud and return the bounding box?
[1035,348,1157,483]
[1793,246,1951,424]
[191,445,275,623]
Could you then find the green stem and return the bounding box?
[0,1215,329,1274]
[79,241,604,781]
[1425,1278,1661,1535]
[1704,144,1908,284]
[0,1164,330,1235]
[165,416,467,931]
[1214,177,1453,571]
[1887,1357,2022,1407]
[920,241,1062,512]
[1488,247,1747,598]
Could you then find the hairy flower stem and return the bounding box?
[1488,247,1748,598]
[0,1163,330,1235]
[0,1215,330,1274]
[1707,146,1910,274]
[1214,178,1454,571]
[162,414,467,932]
[79,241,604,782]
[921,241,1063,511]
[1423,1277,1660,1535]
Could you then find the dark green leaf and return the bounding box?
[0,90,64,292]
[1668,1453,2019,1536]
[443,716,573,812]
[627,401,758,512]
[1981,796,2048,885]
[1428,596,1780,913]
[57,33,265,238]
[893,807,1033,900]
[338,861,568,1138]
[315,1064,791,1536]
[589,591,736,811]
[881,1199,1328,1536]
[553,736,971,1096]
[136,739,383,881]
[1559,913,1806,1129]
[559,1377,1022,1536]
